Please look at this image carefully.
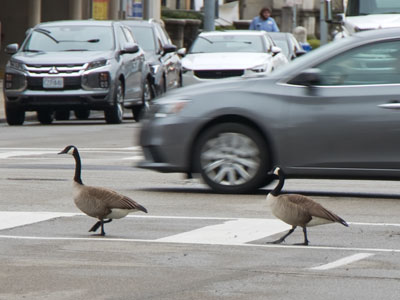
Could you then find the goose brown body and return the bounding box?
[59,145,147,235]
[267,167,348,245]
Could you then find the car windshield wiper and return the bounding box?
[23,49,43,53]
[34,28,60,43]
[65,49,89,51]
[198,36,214,44]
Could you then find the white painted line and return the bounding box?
[0,211,79,230]
[156,219,291,245]
[0,151,56,159]
[0,235,399,254]
[310,253,375,270]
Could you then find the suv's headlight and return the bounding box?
[248,64,268,73]
[87,59,109,70]
[7,60,25,72]
[154,99,191,118]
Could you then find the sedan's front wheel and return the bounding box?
[194,123,271,194]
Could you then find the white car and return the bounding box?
[181,30,288,86]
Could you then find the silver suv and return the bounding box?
[3,20,152,125]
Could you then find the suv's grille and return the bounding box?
[25,63,86,75]
[27,76,82,90]
[194,69,244,79]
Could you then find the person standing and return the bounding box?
[249,7,280,32]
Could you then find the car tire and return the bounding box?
[194,123,271,194]
[55,110,70,121]
[132,79,154,122]
[37,110,54,125]
[74,109,90,120]
[5,107,25,125]
[105,80,124,124]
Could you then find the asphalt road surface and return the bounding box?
[0,116,399,300]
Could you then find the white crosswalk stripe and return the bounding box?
[0,147,143,160]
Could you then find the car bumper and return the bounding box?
[137,115,204,173]
[4,88,113,111]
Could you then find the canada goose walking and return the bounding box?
[266,167,348,245]
[58,145,148,236]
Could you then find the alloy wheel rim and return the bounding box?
[200,132,261,186]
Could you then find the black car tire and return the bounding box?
[132,79,154,122]
[105,80,124,124]
[55,110,70,121]
[37,110,54,125]
[6,107,25,126]
[74,109,90,120]
[194,123,271,194]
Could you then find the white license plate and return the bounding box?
[43,77,64,88]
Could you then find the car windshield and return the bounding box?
[23,25,115,52]
[271,39,289,58]
[346,0,400,16]
[189,35,265,54]
[128,26,156,52]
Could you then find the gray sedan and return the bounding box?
[138,28,400,193]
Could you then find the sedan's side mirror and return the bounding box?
[5,43,19,55]
[121,43,139,54]
[177,48,186,57]
[270,46,281,56]
[288,68,321,95]
[162,44,177,56]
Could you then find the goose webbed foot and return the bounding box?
[89,219,113,236]
[267,226,296,245]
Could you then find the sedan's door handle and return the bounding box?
[378,102,400,109]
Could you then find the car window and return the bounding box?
[23,26,115,52]
[129,26,157,52]
[189,35,265,53]
[316,40,400,86]
[122,26,136,44]
[154,24,171,45]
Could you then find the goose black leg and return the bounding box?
[268,226,297,244]
[294,227,309,246]
[89,219,113,235]
[100,219,112,236]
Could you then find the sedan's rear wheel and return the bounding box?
[37,110,54,125]
[105,80,124,124]
[55,110,70,121]
[194,123,271,194]
[132,79,154,122]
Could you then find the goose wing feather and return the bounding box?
[285,194,347,226]
[84,185,148,213]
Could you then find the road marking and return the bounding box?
[0,147,142,160]
[0,212,400,254]
[0,211,78,230]
[156,218,291,245]
[310,253,375,270]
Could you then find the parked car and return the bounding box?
[267,32,306,60]
[180,30,288,86]
[122,19,182,96]
[138,27,400,193]
[3,20,153,125]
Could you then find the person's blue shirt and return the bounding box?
[249,16,279,32]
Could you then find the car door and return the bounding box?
[282,39,400,177]
[116,25,143,101]
[156,24,181,89]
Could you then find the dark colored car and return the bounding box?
[3,20,153,125]
[122,19,182,96]
[268,32,306,60]
[138,27,400,193]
